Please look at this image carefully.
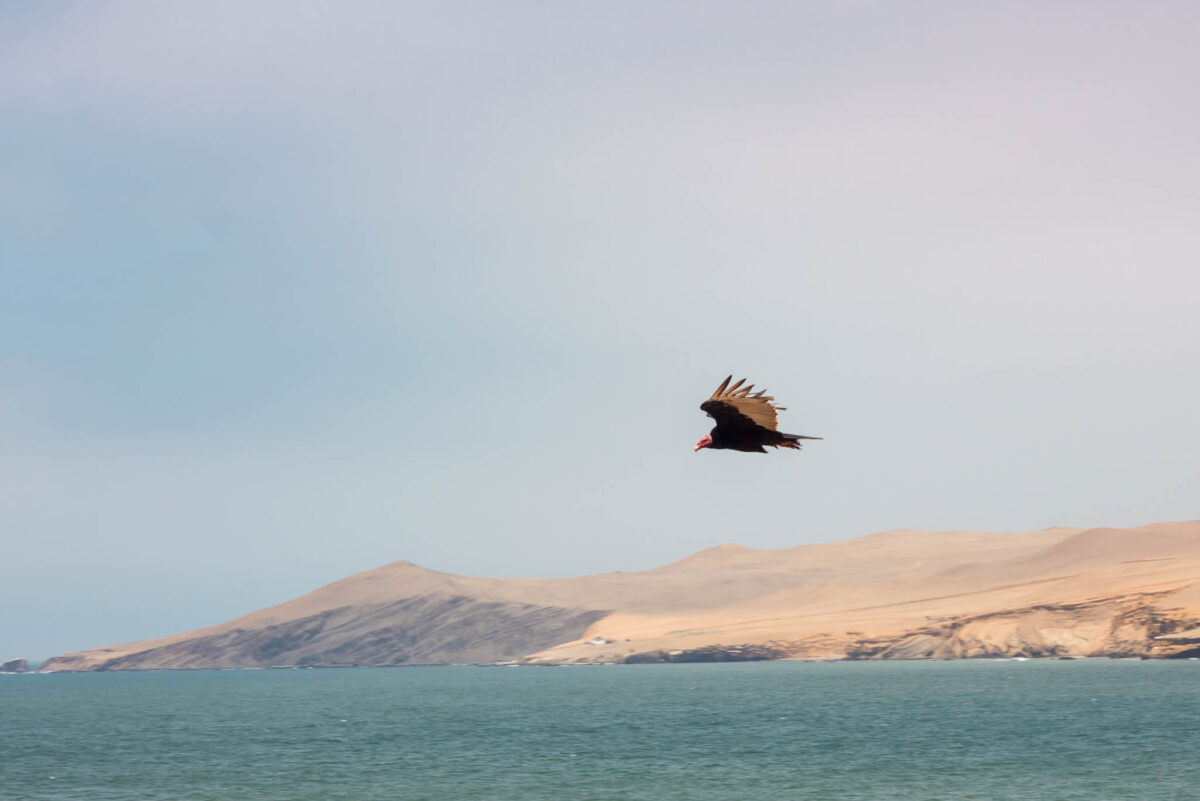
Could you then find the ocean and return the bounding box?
[3,659,1198,800]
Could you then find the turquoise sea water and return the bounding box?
[3,659,1198,800]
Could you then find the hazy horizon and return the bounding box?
[4,2,1199,659]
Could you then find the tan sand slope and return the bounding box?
[41,521,1200,671]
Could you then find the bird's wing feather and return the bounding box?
[700,375,784,432]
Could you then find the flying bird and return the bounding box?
[694,376,823,454]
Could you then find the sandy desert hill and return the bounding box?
[41,521,1200,671]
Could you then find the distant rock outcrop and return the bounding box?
[41,521,1200,670]
[2,658,29,673]
[42,596,606,671]
[623,644,790,663]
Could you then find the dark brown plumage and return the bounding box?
[694,376,822,454]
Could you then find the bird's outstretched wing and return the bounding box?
[699,375,784,432]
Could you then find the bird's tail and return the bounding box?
[778,433,823,450]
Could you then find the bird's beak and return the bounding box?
[693,444,702,452]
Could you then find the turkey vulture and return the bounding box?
[694,376,822,453]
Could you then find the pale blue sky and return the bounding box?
[3,2,1199,659]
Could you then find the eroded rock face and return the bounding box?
[614,599,1200,664]
[1,658,29,673]
[843,594,1200,660]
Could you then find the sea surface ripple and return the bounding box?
[3,659,1198,800]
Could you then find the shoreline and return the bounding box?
[21,652,1200,675]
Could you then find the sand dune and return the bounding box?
[41,521,1200,671]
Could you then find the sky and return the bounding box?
[3,1,1199,660]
